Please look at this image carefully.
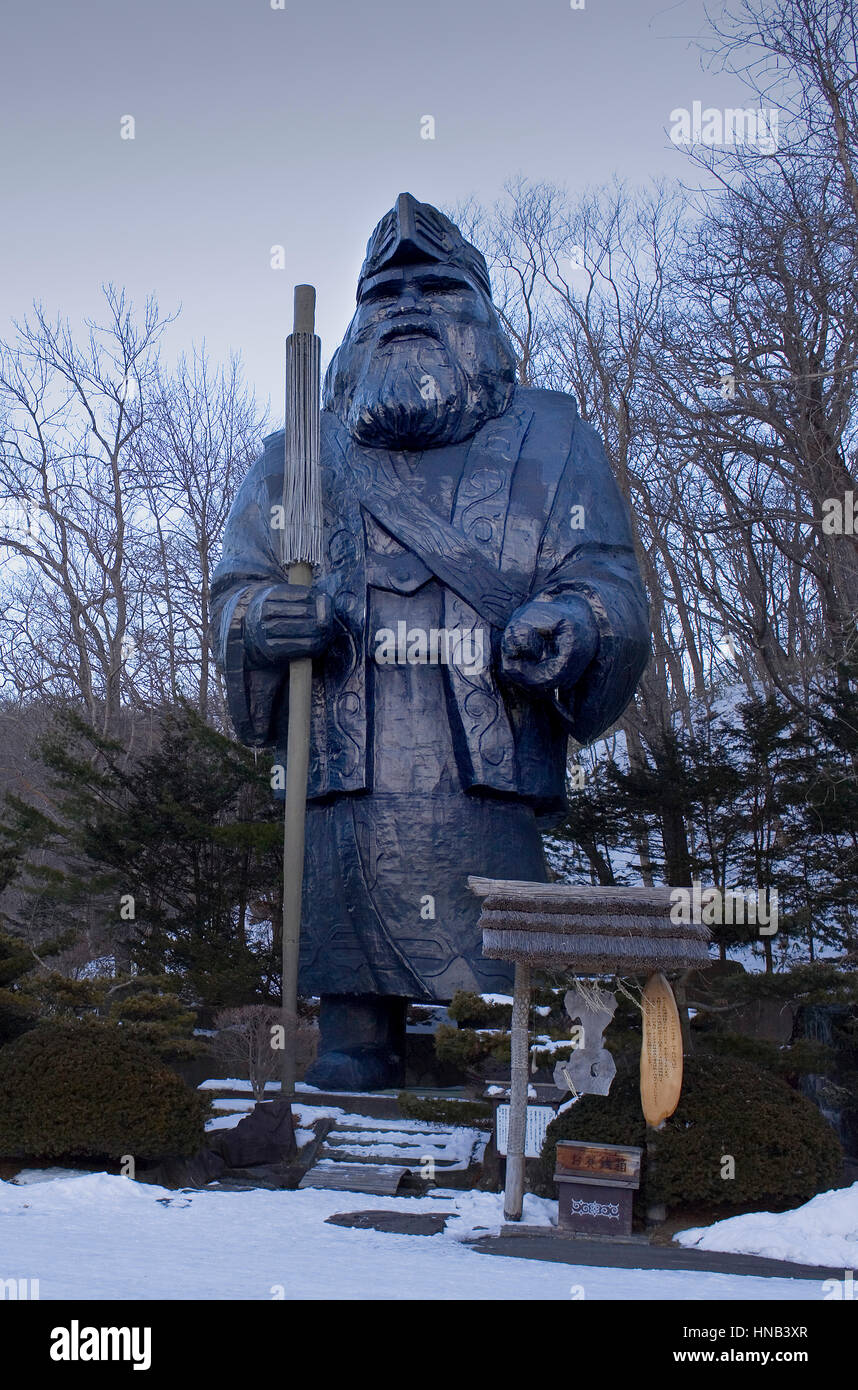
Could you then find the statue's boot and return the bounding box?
[305,994,407,1092]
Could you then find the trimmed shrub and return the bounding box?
[0,930,38,1044]
[0,989,35,1046]
[530,1043,578,1070]
[447,991,512,1029]
[103,974,205,1064]
[697,1032,832,1080]
[397,1093,493,1129]
[0,1021,209,1162]
[534,1052,842,1211]
[435,1023,510,1071]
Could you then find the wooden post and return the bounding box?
[280,284,321,1102]
[504,960,530,1222]
[644,1126,666,1226]
[280,571,312,1102]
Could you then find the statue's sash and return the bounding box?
[319,396,577,797]
[326,421,532,630]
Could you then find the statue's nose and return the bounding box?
[390,288,429,314]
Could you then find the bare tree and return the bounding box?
[0,286,174,733]
[129,347,266,720]
[213,1004,318,1100]
[705,0,858,219]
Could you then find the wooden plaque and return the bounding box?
[554,1139,642,1183]
[640,971,683,1126]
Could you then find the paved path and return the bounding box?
[468,1230,843,1282]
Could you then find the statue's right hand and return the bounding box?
[245,583,334,666]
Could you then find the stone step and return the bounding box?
[294,1107,490,1193]
[323,1135,454,1151]
[317,1117,488,1175]
[319,1146,459,1167]
[324,1127,457,1144]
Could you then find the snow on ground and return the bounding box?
[205,1102,346,1143]
[677,1182,858,1269]
[0,1172,830,1300]
[198,1079,281,1092]
[8,1168,84,1185]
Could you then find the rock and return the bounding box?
[325,1210,454,1235]
[137,1147,226,1189]
[207,1100,296,1168]
[219,1163,299,1190]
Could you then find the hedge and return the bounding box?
[0,1021,208,1162]
[534,1052,842,1210]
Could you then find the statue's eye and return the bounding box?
[362,283,398,305]
[422,278,461,295]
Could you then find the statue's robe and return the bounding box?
[210,385,650,1000]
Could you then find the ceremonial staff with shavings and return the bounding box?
[278,284,322,1100]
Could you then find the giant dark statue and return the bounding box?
[211,194,650,1089]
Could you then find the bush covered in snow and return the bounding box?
[434,1023,510,1073]
[0,1021,209,1162]
[534,1053,842,1211]
[446,991,513,1029]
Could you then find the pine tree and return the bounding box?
[0,704,283,1009]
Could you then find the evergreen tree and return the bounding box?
[0,704,283,1009]
[0,929,38,1044]
[548,657,858,972]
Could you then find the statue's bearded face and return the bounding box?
[323,265,517,449]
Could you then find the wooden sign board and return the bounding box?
[640,971,683,1126]
[495,1104,554,1158]
[555,1139,641,1184]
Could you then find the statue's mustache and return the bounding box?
[355,316,443,348]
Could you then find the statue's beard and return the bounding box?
[324,320,516,450]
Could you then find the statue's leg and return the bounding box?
[305,993,407,1091]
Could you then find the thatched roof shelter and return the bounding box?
[469,878,710,974]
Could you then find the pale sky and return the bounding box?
[0,0,753,418]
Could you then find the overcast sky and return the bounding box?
[0,0,754,418]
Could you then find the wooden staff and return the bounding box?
[280,284,322,1100]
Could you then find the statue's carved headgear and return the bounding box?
[357,192,492,301]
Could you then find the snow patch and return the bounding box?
[0,1171,827,1299]
[676,1182,858,1268]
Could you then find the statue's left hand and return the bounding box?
[499,597,598,692]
